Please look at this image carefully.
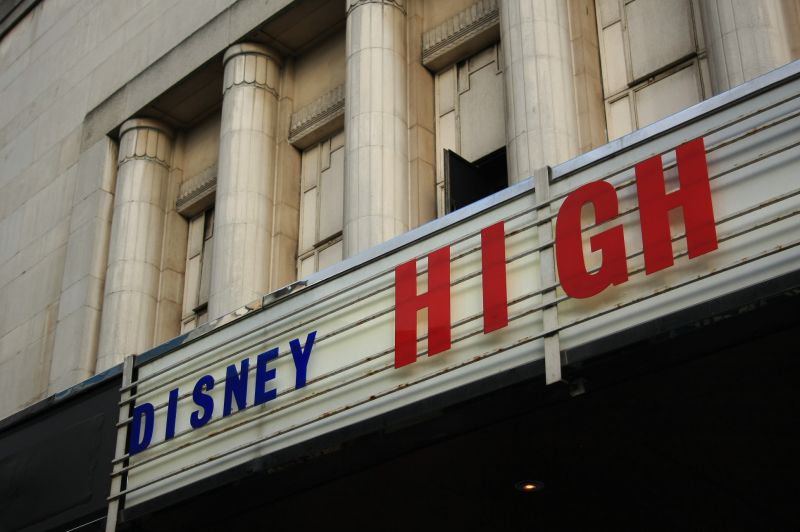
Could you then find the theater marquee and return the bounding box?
[109,64,800,510]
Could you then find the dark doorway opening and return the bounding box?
[444,147,508,213]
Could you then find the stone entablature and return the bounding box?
[422,0,499,72]
[289,84,345,149]
[176,164,217,218]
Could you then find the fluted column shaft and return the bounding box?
[209,44,281,319]
[97,119,172,371]
[344,0,409,257]
[700,0,791,94]
[499,0,579,184]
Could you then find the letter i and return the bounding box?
[481,222,508,333]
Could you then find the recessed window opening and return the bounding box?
[444,146,507,213]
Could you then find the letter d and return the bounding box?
[129,402,155,455]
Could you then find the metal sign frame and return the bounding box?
[106,60,800,523]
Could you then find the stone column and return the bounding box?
[499,0,580,184]
[97,119,172,371]
[700,0,792,95]
[344,0,409,257]
[209,43,281,319]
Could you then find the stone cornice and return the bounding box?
[176,164,217,217]
[0,0,40,41]
[422,0,499,72]
[289,84,345,149]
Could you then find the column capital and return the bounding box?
[223,42,282,68]
[346,0,405,16]
[119,118,173,139]
[223,43,282,95]
[118,118,173,167]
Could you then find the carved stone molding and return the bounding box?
[289,84,345,150]
[222,43,281,98]
[176,164,217,217]
[117,118,173,168]
[422,0,500,72]
[346,0,405,15]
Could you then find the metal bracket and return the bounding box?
[262,279,309,307]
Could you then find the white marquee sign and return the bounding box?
[109,62,800,509]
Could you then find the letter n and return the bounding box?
[394,247,451,368]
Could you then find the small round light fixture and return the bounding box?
[515,480,544,493]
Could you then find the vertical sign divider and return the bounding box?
[534,167,563,384]
[106,355,136,532]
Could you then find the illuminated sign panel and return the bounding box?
[127,332,318,455]
[556,138,717,298]
[111,64,800,509]
[124,138,723,456]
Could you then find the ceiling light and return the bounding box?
[515,480,544,493]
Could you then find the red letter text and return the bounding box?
[394,247,451,368]
[481,222,508,333]
[635,137,718,274]
[555,181,628,298]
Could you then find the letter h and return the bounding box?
[394,247,451,368]
[635,137,718,274]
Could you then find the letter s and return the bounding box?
[190,375,215,429]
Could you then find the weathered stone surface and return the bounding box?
[209,43,281,319]
[344,0,410,257]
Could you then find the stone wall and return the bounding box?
[0,0,292,418]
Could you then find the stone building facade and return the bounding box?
[0,0,798,420]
